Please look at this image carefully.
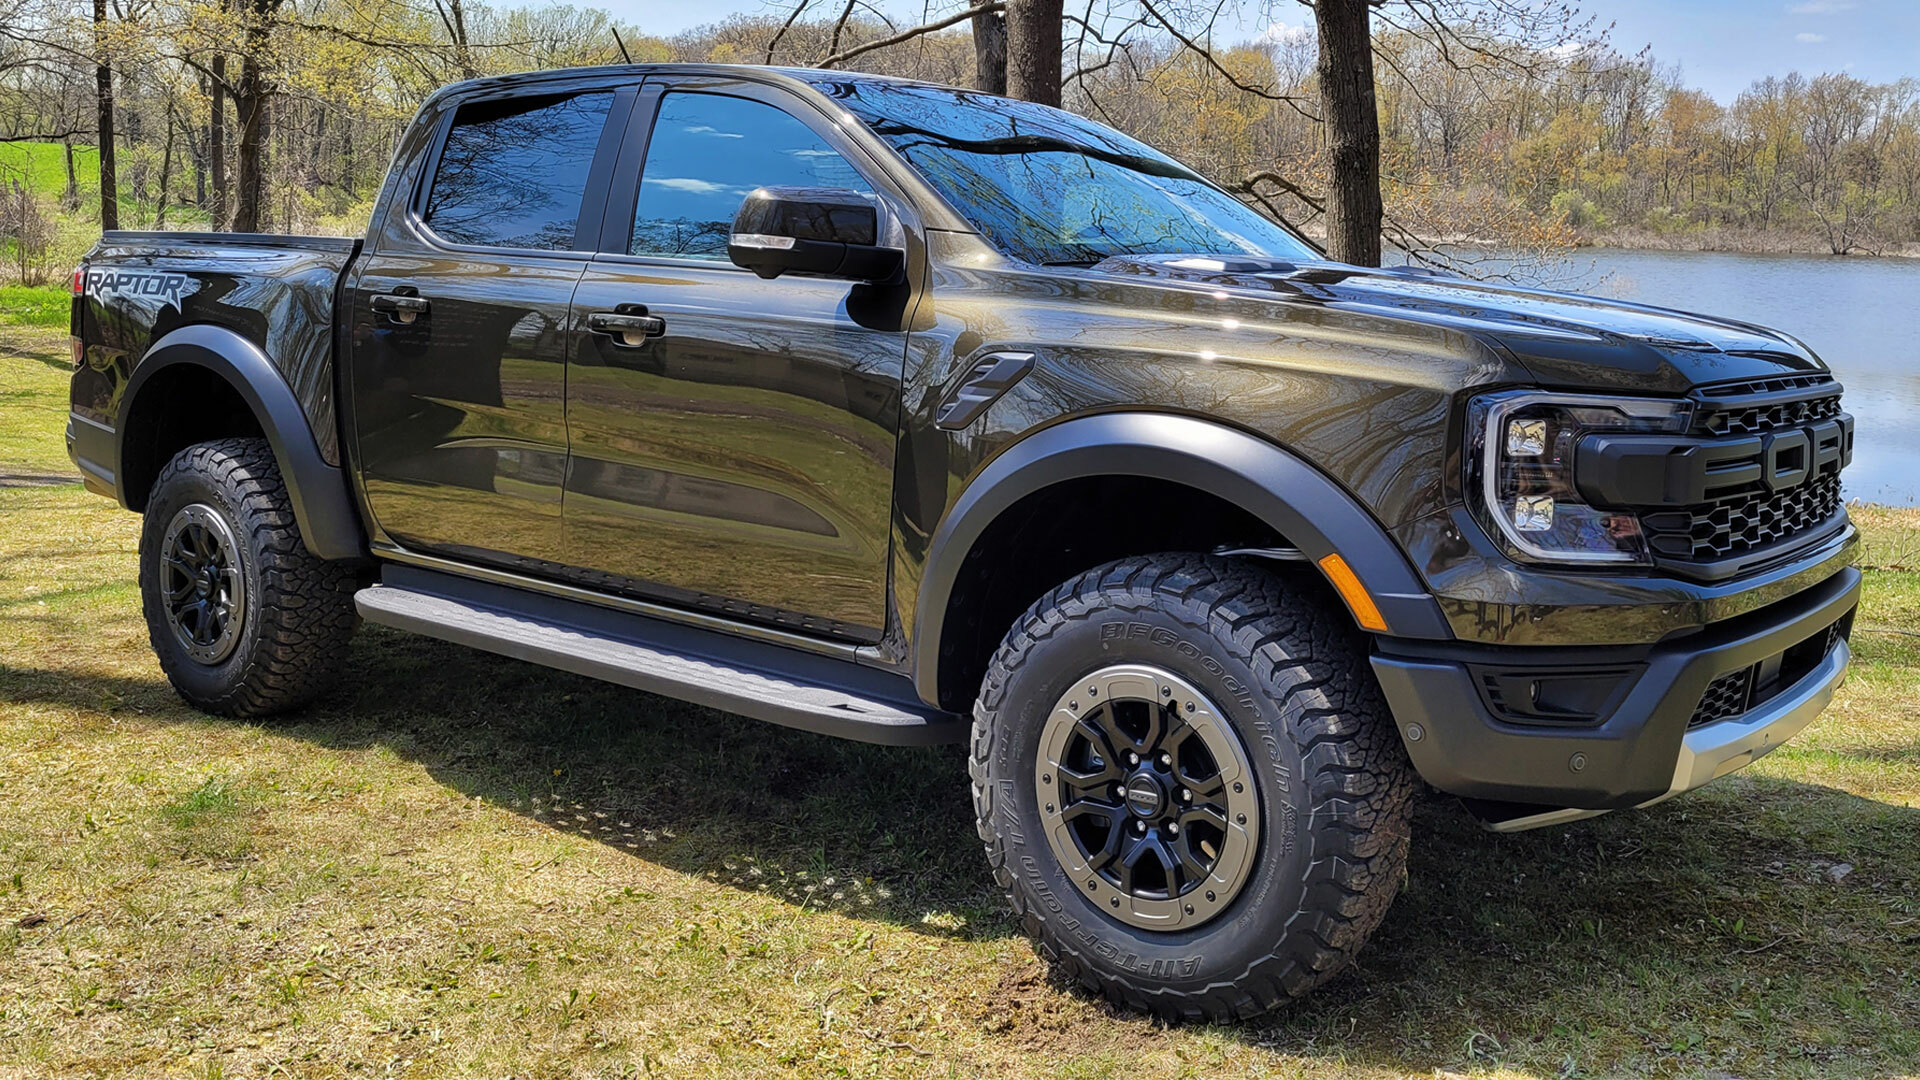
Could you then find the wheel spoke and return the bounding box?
[1057,758,1121,797]
[1171,832,1213,884]
[1090,701,1147,756]
[1179,804,1230,833]
[1084,815,1127,872]
[1059,798,1119,825]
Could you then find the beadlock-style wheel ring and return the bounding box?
[1035,664,1261,931]
[159,503,246,665]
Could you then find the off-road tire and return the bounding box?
[139,438,357,717]
[971,553,1416,1021]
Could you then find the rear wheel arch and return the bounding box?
[912,412,1452,710]
[118,325,367,562]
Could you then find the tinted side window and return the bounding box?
[632,93,871,260]
[424,92,614,250]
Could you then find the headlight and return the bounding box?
[1466,390,1693,565]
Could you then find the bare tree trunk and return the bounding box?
[93,0,119,231]
[210,53,227,229]
[232,0,275,234]
[970,0,1007,95]
[233,55,266,232]
[1004,0,1061,106]
[156,117,176,228]
[62,138,79,209]
[1313,0,1381,266]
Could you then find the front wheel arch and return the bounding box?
[912,412,1453,709]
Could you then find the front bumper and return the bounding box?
[1372,564,1859,829]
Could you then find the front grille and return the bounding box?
[1704,392,1843,436]
[1690,668,1753,728]
[1646,472,1844,561]
[1634,374,1850,570]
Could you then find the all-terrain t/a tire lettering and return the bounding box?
[971,554,1418,1020]
[139,438,357,717]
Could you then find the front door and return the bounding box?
[348,85,627,569]
[562,82,910,640]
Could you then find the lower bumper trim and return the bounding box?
[1647,639,1849,806]
[1376,565,1860,818]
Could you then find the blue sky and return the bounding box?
[607,0,1919,102]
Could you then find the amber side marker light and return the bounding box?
[1316,553,1389,633]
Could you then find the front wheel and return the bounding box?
[970,554,1416,1021]
[139,438,357,717]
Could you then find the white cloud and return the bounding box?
[1796,31,1828,42]
[683,124,744,139]
[1788,1,1855,12]
[651,177,738,194]
[1258,20,1313,46]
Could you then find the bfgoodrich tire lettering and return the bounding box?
[139,438,357,717]
[971,553,1416,1021]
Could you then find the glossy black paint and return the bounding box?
[74,232,355,464]
[71,63,1857,742]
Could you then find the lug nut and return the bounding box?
[1127,751,1140,766]
[1134,820,1148,834]
[1180,788,1191,802]
[1166,821,1180,836]
[1159,753,1172,767]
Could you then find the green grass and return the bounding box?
[0,141,97,200]
[0,324,1915,1078]
[0,327,79,477]
[1,284,71,327]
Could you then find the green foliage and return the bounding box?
[1549,188,1610,230]
[0,142,97,202]
[1,285,70,327]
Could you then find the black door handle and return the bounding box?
[587,310,666,346]
[371,293,430,324]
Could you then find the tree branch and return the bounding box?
[816,2,1002,69]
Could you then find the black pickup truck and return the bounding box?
[68,64,1860,1019]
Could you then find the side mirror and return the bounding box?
[727,186,905,283]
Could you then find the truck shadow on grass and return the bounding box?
[5,623,1917,1068]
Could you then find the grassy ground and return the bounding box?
[1,324,1915,1079]
[1,286,71,329]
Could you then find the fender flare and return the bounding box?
[911,411,1452,704]
[117,324,367,561]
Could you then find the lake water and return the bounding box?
[1558,249,1920,506]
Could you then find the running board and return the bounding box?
[354,566,964,746]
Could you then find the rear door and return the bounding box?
[560,77,915,641]
[346,82,632,569]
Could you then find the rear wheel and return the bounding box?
[139,438,357,717]
[971,554,1416,1020]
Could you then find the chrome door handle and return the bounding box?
[587,310,666,346]
[370,293,429,324]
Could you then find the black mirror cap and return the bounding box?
[727,186,905,283]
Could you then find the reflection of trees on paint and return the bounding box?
[814,80,1317,268]
[425,92,613,250]
[631,217,732,259]
[628,92,870,258]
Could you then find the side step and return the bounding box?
[354,566,964,746]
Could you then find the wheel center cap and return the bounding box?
[1123,772,1165,818]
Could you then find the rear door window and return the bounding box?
[424,92,614,250]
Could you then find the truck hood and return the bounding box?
[1087,254,1827,394]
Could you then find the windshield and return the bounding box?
[808,78,1319,267]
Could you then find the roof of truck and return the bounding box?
[426,63,981,103]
